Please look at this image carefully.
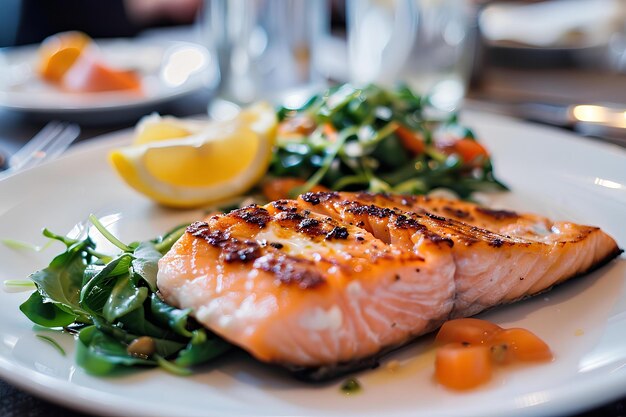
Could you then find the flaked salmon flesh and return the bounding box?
[157,192,621,374]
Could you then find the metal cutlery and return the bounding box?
[0,121,80,180]
[467,100,626,146]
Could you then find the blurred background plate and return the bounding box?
[0,39,218,123]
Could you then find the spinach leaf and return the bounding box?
[80,254,132,316]
[18,208,233,376]
[131,242,161,291]
[103,275,148,322]
[153,224,188,254]
[116,307,173,340]
[19,291,76,327]
[29,238,92,313]
[93,318,185,358]
[175,329,232,367]
[76,325,154,375]
[150,294,192,337]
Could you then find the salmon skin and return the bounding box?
[157,192,622,380]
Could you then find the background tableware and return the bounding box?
[202,0,329,118]
[0,39,217,124]
[0,121,79,180]
[346,0,474,112]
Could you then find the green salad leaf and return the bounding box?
[271,83,507,199]
[20,291,77,327]
[19,217,232,376]
[76,325,154,375]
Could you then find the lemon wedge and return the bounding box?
[109,102,277,208]
[133,114,200,145]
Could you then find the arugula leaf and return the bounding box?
[270,83,507,199]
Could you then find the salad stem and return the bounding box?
[88,214,132,253]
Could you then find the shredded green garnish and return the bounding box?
[4,280,36,289]
[1,238,52,252]
[88,214,132,252]
[36,334,66,356]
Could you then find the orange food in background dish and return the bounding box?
[62,52,142,93]
[38,31,142,93]
[434,318,553,390]
[38,31,91,83]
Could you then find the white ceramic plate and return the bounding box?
[0,39,217,115]
[0,112,624,417]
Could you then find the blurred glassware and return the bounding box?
[202,0,329,119]
[479,0,626,72]
[480,0,622,49]
[346,0,473,112]
[608,15,626,73]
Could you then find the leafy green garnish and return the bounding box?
[272,83,507,199]
[19,217,232,376]
[76,325,154,375]
[20,291,77,327]
[1,238,51,252]
[4,279,36,289]
[36,334,66,356]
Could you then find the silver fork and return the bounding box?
[0,121,80,180]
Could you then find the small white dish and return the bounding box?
[0,38,217,121]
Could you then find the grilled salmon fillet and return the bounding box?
[157,192,621,375]
[297,192,622,317]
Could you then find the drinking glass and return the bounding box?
[347,0,474,112]
[202,0,329,118]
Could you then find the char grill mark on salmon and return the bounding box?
[157,192,621,376]
[298,192,622,317]
[158,197,455,369]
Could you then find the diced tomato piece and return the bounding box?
[489,328,553,364]
[277,116,316,138]
[435,318,502,346]
[323,123,338,142]
[261,178,329,201]
[453,139,488,165]
[435,342,493,390]
[395,124,425,155]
